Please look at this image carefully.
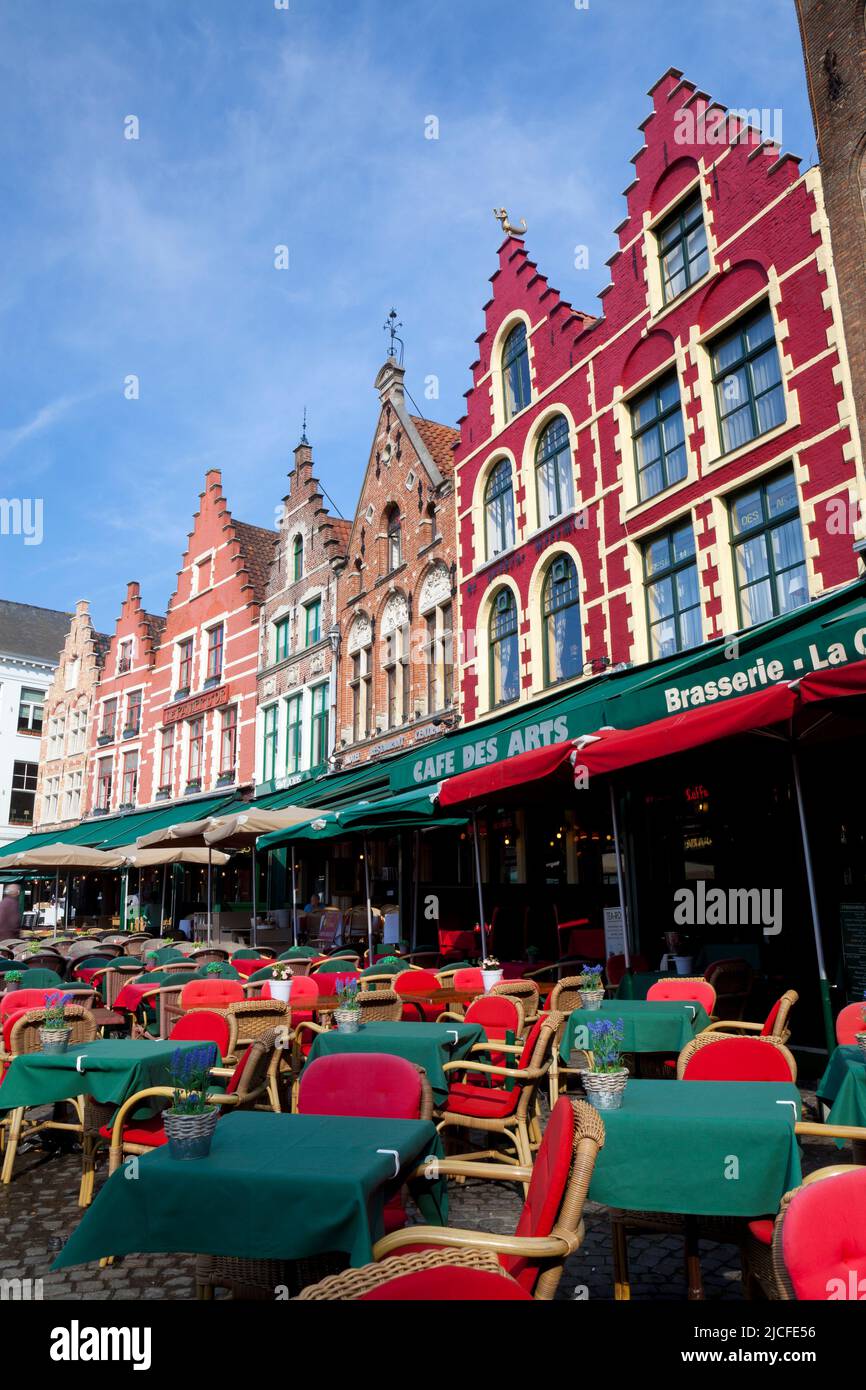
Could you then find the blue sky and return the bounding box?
[0,0,813,634]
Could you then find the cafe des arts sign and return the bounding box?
[403,587,866,790]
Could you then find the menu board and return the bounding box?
[840,903,866,1001]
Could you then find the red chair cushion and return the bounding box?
[682,1036,792,1082]
[453,968,484,993]
[747,1218,774,1245]
[465,995,521,1068]
[761,998,782,1037]
[0,989,51,1019]
[180,981,244,1010]
[169,1010,231,1059]
[400,1001,441,1023]
[382,1194,407,1234]
[226,1045,254,1095]
[231,958,272,979]
[835,1003,863,1047]
[781,1168,866,1300]
[99,1114,168,1148]
[442,1082,520,1118]
[518,1017,544,1070]
[360,1267,533,1301]
[647,979,716,1014]
[503,1095,574,1290]
[311,970,360,991]
[299,1053,422,1119]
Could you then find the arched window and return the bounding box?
[502,323,531,419]
[292,534,303,582]
[386,506,402,571]
[543,556,582,685]
[489,588,520,707]
[536,416,574,526]
[485,459,515,558]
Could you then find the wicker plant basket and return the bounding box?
[163,1107,219,1160]
[335,1009,360,1034]
[581,1068,629,1110]
[579,989,605,1011]
[856,1031,866,1062]
[39,1027,72,1054]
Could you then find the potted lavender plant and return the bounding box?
[581,1017,628,1110]
[270,961,293,1003]
[334,977,361,1033]
[577,964,605,1010]
[162,1046,220,1159]
[40,991,74,1054]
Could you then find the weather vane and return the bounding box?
[300,406,309,445]
[384,308,404,364]
[493,207,527,238]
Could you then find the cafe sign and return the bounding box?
[163,685,229,725]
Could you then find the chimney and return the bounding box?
[375,357,406,406]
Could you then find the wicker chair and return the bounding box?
[295,1248,525,1300]
[224,998,290,1049]
[491,979,540,1026]
[0,1004,98,1189]
[437,1012,563,1174]
[103,1030,281,1179]
[356,988,402,1022]
[703,990,798,1046]
[646,976,717,1015]
[675,1031,797,1081]
[187,948,231,965]
[703,957,754,1020]
[298,1096,605,1301]
[769,1165,866,1299]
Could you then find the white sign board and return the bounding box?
[603,906,625,959]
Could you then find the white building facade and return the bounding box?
[0,601,71,847]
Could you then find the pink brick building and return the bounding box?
[454,69,866,728]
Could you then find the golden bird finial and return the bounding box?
[493,207,527,238]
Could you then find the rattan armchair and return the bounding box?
[313,1096,605,1301]
[703,990,798,1045]
[224,997,290,1048]
[491,979,540,1026]
[675,1030,798,1081]
[1,1004,97,1190]
[437,1012,563,1173]
[295,1247,516,1299]
[355,988,402,1022]
[104,1030,281,1176]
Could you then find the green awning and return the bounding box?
[0,795,236,861]
[257,786,466,851]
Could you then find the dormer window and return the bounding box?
[118,639,133,674]
[502,323,531,420]
[658,194,708,303]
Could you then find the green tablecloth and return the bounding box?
[817,1045,866,1133]
[588,1080,802,1216]
[616,971,678,1000]
[54,1111,446,1270]
[560,1000,710,1061]
[0,1039,217,1113]
[306,1021,484,1103]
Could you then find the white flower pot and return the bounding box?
[270,978,292,1003]
[481,969,504,993]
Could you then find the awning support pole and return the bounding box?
[792,749,835,1053]
[609,784,633,993]
[471,813,488,962]
[291,846,298,947]
[363,837,374,966]
[170,867,177,936]
[160,864,167,936]
[207,847,213,947]
[54,869,60,927]
[65,873,70,928]
[251,847,258,951]
[412,829,420,952]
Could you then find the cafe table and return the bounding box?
[54,1111,447,1271]
[817,1045,866,1139]
[306,1021,484,1104]
[588,1080,803,1216]
[0,1039,218,1114]
[560,1000,710,1061]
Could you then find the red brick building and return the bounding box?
[455,69,866,728]
[84,583,164,817]
[34,600,110,831]
[142,471,277,805]
[256,437,350,794]
[333,356,459,771]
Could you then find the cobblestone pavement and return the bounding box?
[0,1088,835,1301]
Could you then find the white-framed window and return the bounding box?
[63,770,82,821]
[17,688,45,736]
